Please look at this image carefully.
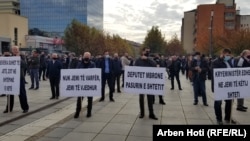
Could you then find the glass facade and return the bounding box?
[20,0,103,37]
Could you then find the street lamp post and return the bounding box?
[209,10,214,57]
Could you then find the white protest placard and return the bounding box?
[214,67,250,100]
[0,56,20,95]
[60,68,101,97]
[124,66,166,95]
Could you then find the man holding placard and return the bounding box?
[74,52,96,118]
[2,46,29,113]
[211,48,236,125]
[134,47,158,120]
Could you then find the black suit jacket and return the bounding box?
[191,58,208,81]
[99,57,114,74]
[46,59,62,78]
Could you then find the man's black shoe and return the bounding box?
[149,115,158,120]
[117,90,121,93]
[99,98,104,102]
[29,87,34,90]
[110,98,115,102]
[236,108,247,112]
[3,110,12,113]
[179,88,183,90]
[242,106,248,109]
[204,103,209,106]
[34,87,39,90]
[225,119,237,124]
[193,102,198,105]
[170,88,174,90]
[139,115,144,118]
[160,101,166,105]
[86,113,91,118]
[217,120,223,125]
[74,112,79,118]
[23,110,28,113]
[50,97,55,100]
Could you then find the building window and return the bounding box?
[225,12,235,20]
[225,22,235,30]
[14,28,18,45]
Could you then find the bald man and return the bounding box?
[46,53,62,99]
[74,52,96,118]
[3,46,29,113]
[236,49,250,112]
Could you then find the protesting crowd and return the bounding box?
[0,46,250,125]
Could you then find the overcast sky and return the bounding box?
[104,0,250,43]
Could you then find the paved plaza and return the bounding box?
[0,74,249,141]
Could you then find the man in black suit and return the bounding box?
[191,52,209,106]
[46,53,62,99]
[134,47,158,120]
[169,55,182,90]
[113,53,122,93]
[3,46,29,113]
[98,51,115,102]
[74,52,95,118]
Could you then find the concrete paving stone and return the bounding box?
[122,104,139,109]
[29,119,59,127]
[45,128,72,138]
[10,117,37,126]
[134,118,161,126]
[27,111,52,119]
[126,136,152,141]
[186,119,213,125]
[0,111,23,118]
[184,112,210,120]
[129,124,153,137]
[85,113,114,122]
[0,118,8,123]
[98,107,122,114]
[74,122,106,133]
[92,134,126,141]
[37,137,60,141]
[118,109,139,115]
[59,132,96,141]
[182,105,205,112]
[100,123,133,135]
[161,110,185,118]
[162,105,183,111]
[58,120,82,129]
[0,124,20,134]
[10,126,43,135]
[232,111,250,124]
[160,117,187,124]
[104,102,126,109]
[110,114,137,124]
[0,135,28,141]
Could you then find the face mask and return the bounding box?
[224,56,231,61]
[144,51,150,57]
[193,56,197,60]
[105,55,109,58]
[84,58,90,62]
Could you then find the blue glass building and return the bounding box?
[20,0,103,37]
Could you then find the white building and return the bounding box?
[25,35,64,51]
